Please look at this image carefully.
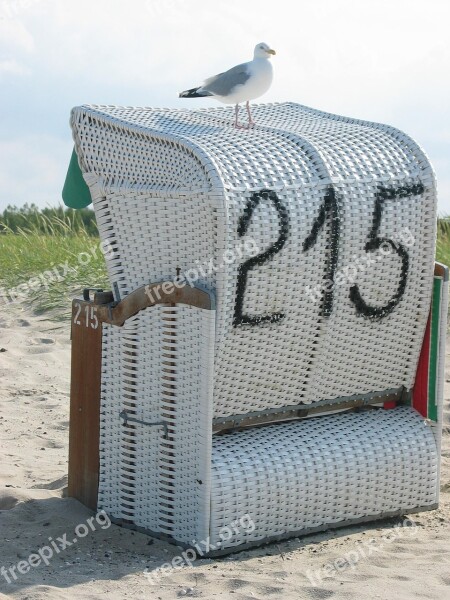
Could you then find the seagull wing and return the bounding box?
[200,62,251,97]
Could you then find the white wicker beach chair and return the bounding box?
[67,103,448,554]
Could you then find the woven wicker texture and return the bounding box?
[71,102,436,419]
[98,304,215,543]
[210,407,438,550]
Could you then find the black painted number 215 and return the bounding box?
[233,183,424,327]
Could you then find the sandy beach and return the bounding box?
[1,303,450,600]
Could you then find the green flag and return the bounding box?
[62,148,92,209]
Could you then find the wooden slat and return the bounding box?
[68,299,103,510]
[434,262,448,279]
[213,390,404,434]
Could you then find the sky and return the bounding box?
[0,0,449,212]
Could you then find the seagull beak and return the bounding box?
[266,49,276,55]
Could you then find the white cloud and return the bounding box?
[0,135,72,210]
[0,0,449,210]
[0,15,34,52]
[0,57,29,76]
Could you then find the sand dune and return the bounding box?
[1,304,450,599]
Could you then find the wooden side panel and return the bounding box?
[68,299,102,510]
[67,284,214,511]
[413,306,431,418]
[412,263,448,421]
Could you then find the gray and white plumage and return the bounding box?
[199,64,251,98]
[179,42,276,127]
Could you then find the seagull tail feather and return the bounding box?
[179,87,213,98]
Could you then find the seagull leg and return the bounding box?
[234,104,246,129]
[246,101,255,128]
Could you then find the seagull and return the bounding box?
[179,42,276,129]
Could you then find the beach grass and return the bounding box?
[436,217,450,267]
[0,215,109,318]
[1,213,450,319]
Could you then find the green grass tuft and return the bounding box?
[436,217,450,267]
[0,203,98,236]
[0,231,109,319]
